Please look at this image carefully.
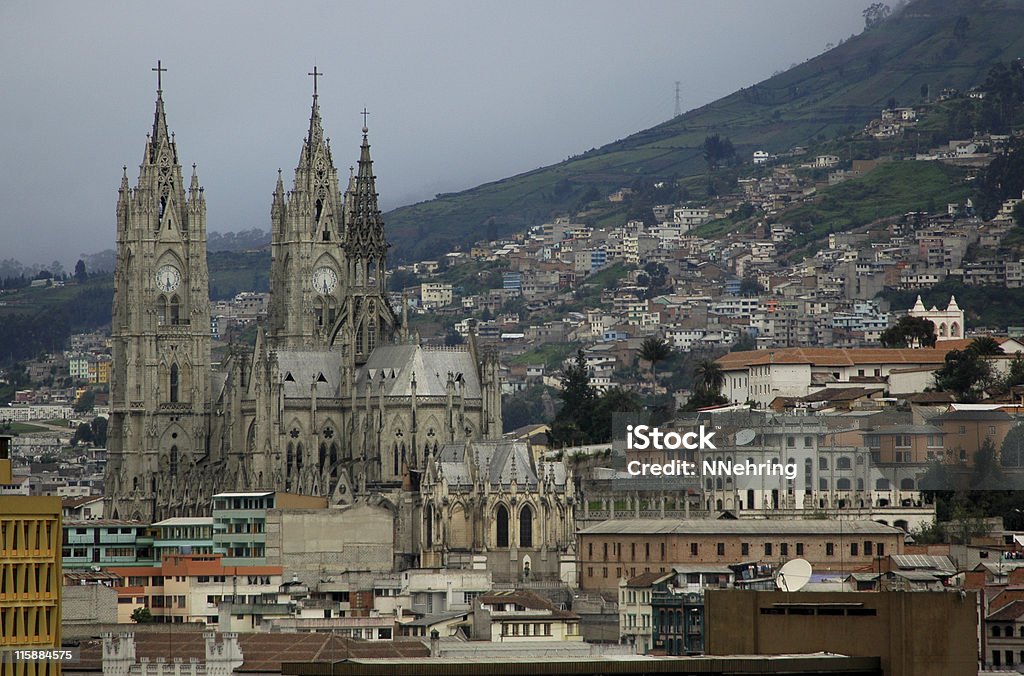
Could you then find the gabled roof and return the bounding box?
[717,346,953,370]
[987,600,1024,622]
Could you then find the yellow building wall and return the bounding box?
[1,490,63,676]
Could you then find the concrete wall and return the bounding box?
[705,589,977,676]
[62,584,118,625]
[264,503,394,582]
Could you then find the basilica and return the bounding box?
[100,71,578,577]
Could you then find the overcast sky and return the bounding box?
[0,1,866,268]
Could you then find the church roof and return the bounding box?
[356,345,482,399]
[435,440,568,488]
[276,349,345,398]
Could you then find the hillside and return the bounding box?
[383,0,1024,262]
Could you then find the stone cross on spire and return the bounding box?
[308,66,322,97]
[152,60,166,93]
[361,107,370,129]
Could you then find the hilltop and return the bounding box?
[383,0,1024,262]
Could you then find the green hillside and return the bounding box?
[383,0,1024,262]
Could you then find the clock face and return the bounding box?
[155,265,181,293]
[311,266,338,295]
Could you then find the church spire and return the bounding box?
[147,60,176,166]
[344,119,388,258]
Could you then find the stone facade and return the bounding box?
[104,79,519,572]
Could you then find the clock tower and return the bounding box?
[105,64,212,521]
[268,68,347,348]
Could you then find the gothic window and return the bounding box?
[393,442,399,476]
[296,443,304,471]
[367,320,377,352]
[519,505,533,548]
[169,364,179,403]
[169,445,178,475]
[287,442,294,469]
[355,321,364,354]
[315,297,325,328]
[170,295,180,325]
[157,295,168,325]
[159,196,167,219]
[496,505,510,548]
[319,443,327,470]
[329,443,339,479]
[425,504,433,547]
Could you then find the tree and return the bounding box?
[862,2,891,30]
[968,336,1003,356]
[880,315,937,348]
[131,607,154,624]
[73,388,95,413]
[934,349,993,402]
[638,337,672,392]
[90,416,108,448]
[701,134,736,172]
[591,387,644,442]
[548,350,598,446]
[73,422,94,446]
[693,359,726,397]
[74,259,88,283]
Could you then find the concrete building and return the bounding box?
[618,571,670,654]
[473,590,581,642]
[705,589,977,676]
[62,520,154,569]
[108,553,283,625]
[211,491,326,566]
[0,434,63,676]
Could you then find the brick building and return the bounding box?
[577,519,904,592]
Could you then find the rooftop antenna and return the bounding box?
[674,81,681,117]
[775,558,812,592]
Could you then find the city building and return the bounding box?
[1,434,62,676]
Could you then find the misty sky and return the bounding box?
[0,1,866,268]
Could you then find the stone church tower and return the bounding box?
[105,73,212,521]
[103,69,516,570]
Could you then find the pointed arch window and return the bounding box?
[157,295,168,325]
[355,321,364,354]
[169,445,178,475]
[315,199,323,222]
[170,295,180,325]
[330,442,339,479]
[169,364,179,403]
[519,505,533,548]
[367,319,377,352]
[296,443,304,471]
[425,504,434,547]
[496,505,509,548]
[393,442,399,476]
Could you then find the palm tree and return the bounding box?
[638,337,673,392]
[968,336,1003,356]
[693,359,726,398]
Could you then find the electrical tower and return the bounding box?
[674,81,681,117]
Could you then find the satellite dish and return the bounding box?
[775,558,812,592]
[735,429,756,446]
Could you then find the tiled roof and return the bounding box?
[988,600,1024,622]
[717,346,954,370]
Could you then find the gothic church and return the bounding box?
[102,73,507,550]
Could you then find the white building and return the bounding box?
[907,295,964,341]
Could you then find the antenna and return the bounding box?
[674,81,681,117]
[775,558,812,592]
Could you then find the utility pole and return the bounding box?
[674,81,681,118]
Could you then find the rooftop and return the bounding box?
[579,519,902,537]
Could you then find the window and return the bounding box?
[850,543,859,556]
[764,543,773,556]
[804,436,813,448]
[780,543,788,556]
[169,363,179,402]
[741,542,749,556]
[864,541,873,555]
[495,505,509,548]
[826,543,834,556]
[690,542,698,556]
[519,505,533,548]
[837,456,851,470]
[717,543,725,555]
[819,457,828,471]
[787,436,795,448]
[660,542,665,560]
[796,543,804,556]
[877,543,885,556]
